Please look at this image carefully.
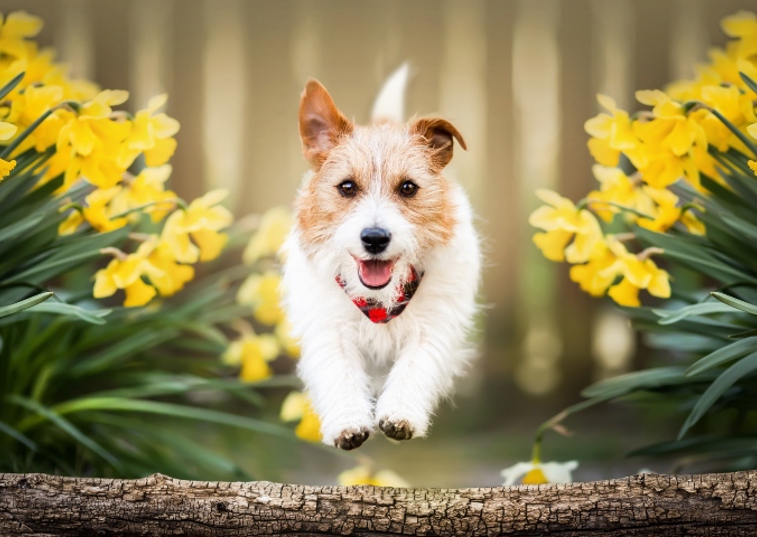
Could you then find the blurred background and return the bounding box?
[8,0,757,486]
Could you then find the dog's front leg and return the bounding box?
[298,329,374,450]
[375,328,467,440]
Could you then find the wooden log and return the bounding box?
[1,471,756,536]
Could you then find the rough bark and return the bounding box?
[1,471,756,536]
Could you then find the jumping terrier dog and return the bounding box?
[282,70,481,450]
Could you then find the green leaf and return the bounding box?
[654,302,737,325]
[0,71,24,101]
[0,291,53,318]
[709,108,757,158]
[700,173,751,210]
[712,292,757,316]
[7,394,122,469]
[679,352,757,439]
[0,419,38,451]
[49,397,297,440]
[582,367,690,398]
[729,328,757,339]
[26,302,111,324]
[68,328,180,377]
[0,212,45,244]
[630,435,757,458]
[720,213,757,242]
[636,227,757,286]
[5,251,98,284]
[687,337,757,376]
[0,106,61,160]
[740,72,757,95]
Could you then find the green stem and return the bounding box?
[530,437,542,464]
[707,106,757,158]
[109,198,180,220]
[0,100,79,160]
[588,199,653,219]
[0,71,25,102]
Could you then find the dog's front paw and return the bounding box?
[378,418,414,441]
[334,427,370,450]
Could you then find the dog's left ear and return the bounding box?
[299,79,354,170]
[411,117,467,169]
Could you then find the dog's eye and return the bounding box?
[337,180,357,197]
[399,180,419,198]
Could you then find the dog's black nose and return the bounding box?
[361,227,391,254]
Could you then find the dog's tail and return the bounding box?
[370,62,410,123]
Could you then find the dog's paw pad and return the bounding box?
[334,428,369,450]
[379,419,414,441]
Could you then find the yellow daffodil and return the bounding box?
[81,187,128,232]
[0,11,43,60]
[122,277,158,307]
[337,465,410,487]
[280,391,322,442]
[93,241,165,307]
[681,210,706,236]
[636,186,682,233]
[0,11,42,39]
[721,10,757,40]
[569,248,618,297]
[11,84,63,128]
[119,94,180,169]
[587,165,655,223]
[145,240,195,297]
[161,189,233,264]
[529,189,606,264]
[0,156,15,179]
[585,94,637,151]
[748,159,757,177]
[93,258,155,307]
[58,209,84,236]
[237,271,284,326]
[243,206,293,264]
[108,165,177,223]
[223,333,280,383]
[0,121,17,179]
[601,238,671,307]
[190,228,229,262]
[501,459,578,486]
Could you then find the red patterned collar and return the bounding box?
[336,266,422,323]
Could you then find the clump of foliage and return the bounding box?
[0,10,303,478]
[530,10,757,471]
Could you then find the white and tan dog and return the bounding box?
[282,70,481,450]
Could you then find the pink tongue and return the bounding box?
[358,259,394,288]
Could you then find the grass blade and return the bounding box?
[687,337,757,376]
[654,302,736,325]
[26,302,111,324]
[712,292,757,316]
[49,397,297,440]
[0,419,38,451]
[679,352,757,439]
[6,395,122,469]
[0,291,53,318]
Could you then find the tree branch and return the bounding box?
[1,471,756,536]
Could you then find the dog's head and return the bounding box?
[294,79,466,304]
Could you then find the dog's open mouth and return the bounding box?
[356,258,395,289]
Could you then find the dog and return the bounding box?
[281,70,481,450]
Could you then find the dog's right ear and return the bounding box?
[299,80,353,170]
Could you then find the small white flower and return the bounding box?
[501,460,579,486]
